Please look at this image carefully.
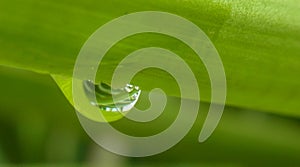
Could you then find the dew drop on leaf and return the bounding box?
[83,80,141,112]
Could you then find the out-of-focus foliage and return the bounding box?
[0,66,300,166]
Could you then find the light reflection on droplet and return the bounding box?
[83,80,141,112]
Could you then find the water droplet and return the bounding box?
[83,80,141,112]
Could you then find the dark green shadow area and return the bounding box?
[0,66,299,166]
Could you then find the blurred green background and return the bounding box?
[0,65,300,166]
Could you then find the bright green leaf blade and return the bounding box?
[0,0,300,118]
[52,75,125,122]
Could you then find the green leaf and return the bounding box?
[0,0,300,120]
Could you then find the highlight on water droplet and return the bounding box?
[83,80,141,113]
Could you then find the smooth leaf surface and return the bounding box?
[0,0,300,118]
